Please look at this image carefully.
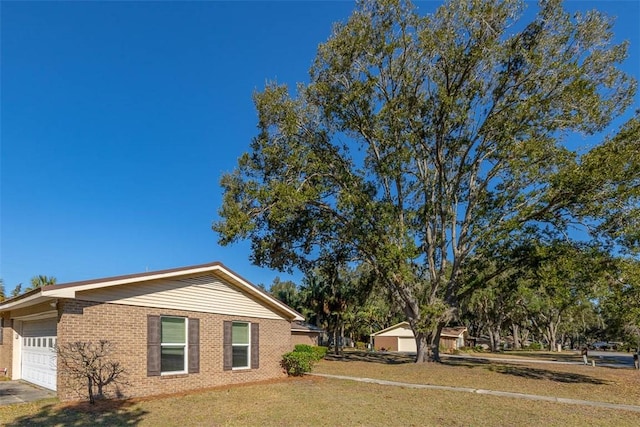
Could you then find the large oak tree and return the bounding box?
[214,0,637,362]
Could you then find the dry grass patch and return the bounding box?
[1,378,638,427]
[1,353,639,426]
[316,351,640,406]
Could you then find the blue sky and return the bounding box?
[1,1,638,294]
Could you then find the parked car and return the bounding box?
[589,341,622,351]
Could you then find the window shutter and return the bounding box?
[0,317,4,345]
[147,315,161,376]
[188,318,200,373]
[223,321,232,371]
[251,323,259,369]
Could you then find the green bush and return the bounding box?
[526,342,543,351]
[294,344,315,354]
[313,346,328,360]
[281,345,328,376]
[281,351,316,376]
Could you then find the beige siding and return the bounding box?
[76,274,284,320]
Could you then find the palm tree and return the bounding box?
[27,275,57,291]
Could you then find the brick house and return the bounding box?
[371,322,467,352]
[0,262,303,401]
[290,321,324,347]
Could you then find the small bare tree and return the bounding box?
[57,340,127,404]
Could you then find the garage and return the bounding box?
[398,336,417,352]
[21,318,57,391]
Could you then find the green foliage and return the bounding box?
[281,351,316,376]
[282,345,328,376]
[27,275,56,291]
[313,346,328,360]
[11,284,22,298]
[269,277,302,312]
[293,344,327,361]
[525,342,543,351]
[293,344,314,354]
[215,0,638,363]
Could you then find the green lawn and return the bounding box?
[1,352,639,426]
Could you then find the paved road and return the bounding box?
[586,350,638,368]
[441,350,638,369]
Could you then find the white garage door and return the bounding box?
[22,318,57,391]
[398,336,417,353]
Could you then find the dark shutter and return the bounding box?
[147,315,161,376]
[223,321,232,371]
[251,323,259,369]
[188,318,200,373]
[0,317,4,345]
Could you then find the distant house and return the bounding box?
[0,262,303,402]
[290,321,324,348]
[371,322,467,352]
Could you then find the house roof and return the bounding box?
[370,321,412,337]
[291,321,324,334]
[0,262,304,321]
[370,321,467,338]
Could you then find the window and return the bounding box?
[223,321,259,371]
[147,315,199,377]
[161,317,187,374]
[232,322,250,369]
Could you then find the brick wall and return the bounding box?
[291,332,319,348]
[0,313,12,377]
[57,299,291,402]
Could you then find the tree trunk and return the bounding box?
[87,376,95,405]
[546,322,558,351]
[512,323,521,350]
[488,326,501,352]
[431,325,443,362]
[415,331,429,363]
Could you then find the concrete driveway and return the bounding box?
[0,381,55,405]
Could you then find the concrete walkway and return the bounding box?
[0,381,56,405]
[310,373,640,413]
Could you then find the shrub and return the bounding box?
[294,344,315,354]
[313,346,328,360]
[526,342,543,351]
[57,340,128,404]
[281,351,316,376]
[355,341,367,350]
[281,345,328,376]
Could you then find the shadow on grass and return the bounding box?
[501,351,581,363]
[443,358,608,385]
[490,365,608,384]
[326,351,609,386]
[324,351,415,365]
[4,399,148,427]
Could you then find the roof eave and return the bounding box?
[0,291,55,311]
